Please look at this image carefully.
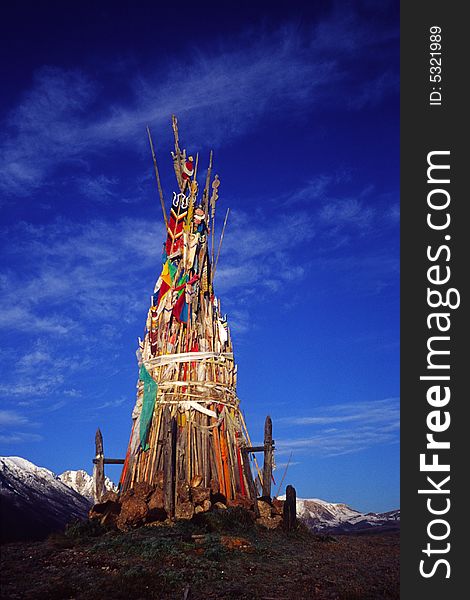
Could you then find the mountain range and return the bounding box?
[0,456,115,542]
[0,456,399,542]
[288,496,399,534]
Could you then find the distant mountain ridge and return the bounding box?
[0,456,92,542]
[0,457,117,542]
[1,456,399,542]
[58,469,117,501]
[281,496,400,533]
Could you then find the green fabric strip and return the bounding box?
[168,260,177,281]
[139,364,157,452]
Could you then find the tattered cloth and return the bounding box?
[144,351,233,368]
[139,364,157,451]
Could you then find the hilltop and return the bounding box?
[1,511,399,600]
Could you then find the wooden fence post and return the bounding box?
[93,428,105,503]
[164,413,177,518]
[241,448,260,517]
[262,415,273,499]
[283,484,297,531]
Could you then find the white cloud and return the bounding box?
[276,398,399,458]
[95,397,128,410]
[281,398,399,426]
[0,375,65,399]
[0,409,30,426]
[0,410,41,445]
[0,13,397,196]
[0,432,43,444]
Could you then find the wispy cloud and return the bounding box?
[0,410,42,445]
[276,398,399,458]
[281,398,399,426]
[95,397,128,410]
[0,11,397,197]
[1,171,395,344]
[0,217,165,331]
[0,432,43,444]
[0,375,65,399]
[0,409,30,427]
[77,174,119,202]
[319,198,375,230]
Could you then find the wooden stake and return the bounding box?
[146,126,168,230]
[164,412,177,518]
[202,417,210,487]
[262,415,273,499]
[93,428,105,503]
[186,153,199,231]
[241,448,260,516]
[283,484,297,531]
[274,451,292,499]
[209,175,220,271]
[172,115,184,192]
[213,207,230,280]
[203,150,213,222]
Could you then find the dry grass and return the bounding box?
[0,515,399,600]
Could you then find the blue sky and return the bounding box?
[0,1,399,512]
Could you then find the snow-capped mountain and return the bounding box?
[279,495,400,533]
[0,457,95,542]
[58,469,117,501]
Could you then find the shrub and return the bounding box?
[65,518,107,539]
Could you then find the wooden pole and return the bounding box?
[146,126,169,230]
[209,175,220,272]
[163,411,177,518]
[262,415,273,499]
[93,428,105,504]
[202,418,210,487]
[283,484,297,531]
[274,451,293,499]
[203,150,213,222]
[172,114,184,191]
[213,207,230,279]
[241,448,260,517]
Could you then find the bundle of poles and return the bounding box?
[118,117,263,517]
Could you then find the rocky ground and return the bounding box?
[0,508,399,600]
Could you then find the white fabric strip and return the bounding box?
[144,351,233,368]
[157,380,236,395]
[181,401,217,418]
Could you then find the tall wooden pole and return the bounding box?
[146,126,168,230]
[93,428,105,503]
[213,207,230,279]
[163,412,177,518]
[241,448,260,517]
[202,150,213,222]
[262,415,273,499]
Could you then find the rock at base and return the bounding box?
[101,490,119,503]
[228,494,254,511]
[148,488,164,510]
[257,499,272,519]
[117,496,148,530]
[256,515,282,529]
[132,481,154,501]
[191,486,210,504]
[175,501,194,520]
[177,480,191,503]
[89,499,121,527]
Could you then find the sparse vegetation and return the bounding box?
[64,518,108,540]
[1,516,399,599]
